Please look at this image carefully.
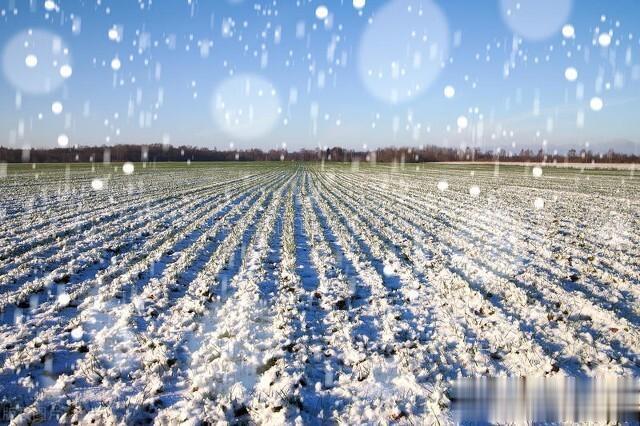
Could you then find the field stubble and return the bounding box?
[0,162,638,424]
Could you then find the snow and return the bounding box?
[0,163,639,424]
[71,326,83,340]
[533,197,545,210]
[56,292,70,306]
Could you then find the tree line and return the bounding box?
[0,144,638,164]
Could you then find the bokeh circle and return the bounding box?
[2,29,72,94]
[358,0,449,104]
[212,74,281,141]
[499,0,573,41]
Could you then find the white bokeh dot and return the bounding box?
[51,101,63,114]
[108,27,119,41]
[315,5,329,20]
[358,0,449,104]
[437,180,449,191]
[353,0,366,10]
[71,326,84,340]
[122,162,135,175]
[59,64,72,78]
[91,178,104,191]
[57,293,70,306]
[561,24,575,38]
[598,33,611,47]
[111,57,121,71]
[3,29,72,94]
[564,67,578,82]
[383,264,395,277]
[25,54,38,68]
[212,74,281,141]
[444,85,455,99]
[44,0,56,11]
[457,115,469,129]
[57,134,69,147]
[500,0,573,41]
[590,97,603,111]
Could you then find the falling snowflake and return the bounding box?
[59,64,73,78]
[91,178,104,190]
[564,67,578,82]
[25,54,38,68]
[122,162,135,175]
[51,101,63,114]
[57,134,69,147]
[353,0,366,10]
[111,57,122,70]
[561,24,575,38]
[444,85,456,99]
[71,326,84,340]
[598,33,612,47]
[315,5,329,20]
[532,166,543,178]
[590,97,603,111]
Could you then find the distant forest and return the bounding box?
[0,144,638,164]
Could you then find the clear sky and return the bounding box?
[1,0,639,154]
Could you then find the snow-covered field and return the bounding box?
[0,162,639,424]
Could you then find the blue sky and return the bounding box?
[1,0,639,153]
